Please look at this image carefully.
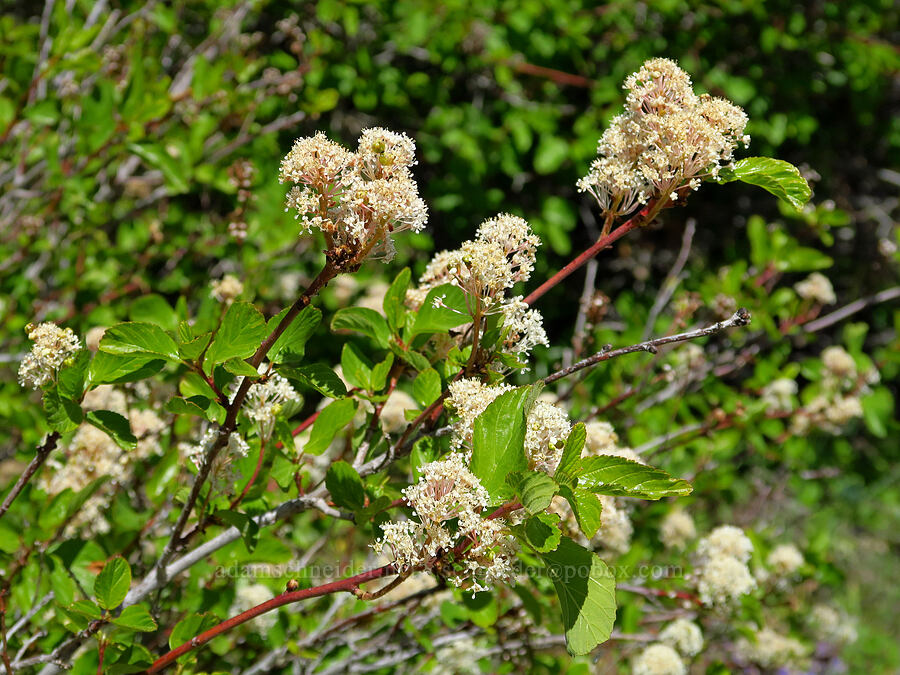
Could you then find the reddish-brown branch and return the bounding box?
[510,61,594,88]
[145,564,396,673]
[0,431,60,520]
[524,204,653,306]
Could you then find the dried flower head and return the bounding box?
[18,322,81,389]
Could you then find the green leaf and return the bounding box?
[43,386,82,433]
[862,387,894,438]
[507,471,558,514]
[169,613,219,651]
[94,557,131,610]
[112,604,157,632]
[204,302,266,369]
[177,333,211,361]
[719,157,811,211]
[216,510,259,552]
[410,284,471,337]
[89,352,165,385]
[303,398,357,455]
[470,385,536,501]
[576,456,693,499]
[223,358,262,377]
[86,410,137,451]
[554,422,586,487]
[107,643,154,674]
[332,307,390,348]
[523,513,562,553]
[412,368,441,407]
[325,461,366,511]
[280,363,347,398]
[58,350,91,399]
[67,599,102,620]
[558,485,604,539]
[370,353,394,392]
[166,396,217,420]
[340,343,373,390]
[383,267,411,333]
[100,322,180,361]
[129,294,178,332]
[539,537,617,655]
[128,143,190,194]
[268,306,322,365]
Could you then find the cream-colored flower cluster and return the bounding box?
[735,626,806,669]
[181,428,250,490]
[445,379,571,473]
[578,58,749,219]
[766,543,804,577]
[229,582,276,631]
[794,272,836,305]
[659,509,697,550]
[809,604,857,646]
[407,214,548,361]
[632,643,686,675]
[659,618,704,658]
[760,377,798,413]
[18,322,81,389]
[280,128,427,262]
[211,274,244,303]
[244,373,300,439]
[695,525,756,606]
[371,453,517,594]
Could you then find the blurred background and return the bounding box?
[1,0,898,671]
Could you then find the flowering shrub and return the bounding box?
[1,18,898,674]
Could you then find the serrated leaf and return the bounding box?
[100,322,180,361]
[86,410,137,451]
[554,422,586,487]
[67,599,102,620]
[507,471,558,514]
[268,306,321,364]
[332,307,390,348]
[325,461,366,511]
[383,267,411,333]
[169,613,219,651]
[223,358,262,377]
[112,604,157,632]
[177,333,211,361]
[340,343,372,390]
[577,456,692,499]
[43,386,82,432]
[204,302,266,369]
[559,484,603,539]
[523,513,562,553]
[303,398,357,455]
[410,284,471,337]
[89,352,165,385]
[470,386,535,501]
[412,368,441,407]
[280,363,347,398]
[539,537,616,655]
[58,350,91,399]
[719,157,811,211]
[94,557,131,610]
[370,353,394,392]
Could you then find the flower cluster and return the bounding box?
[735,627,807,669]
[280,128,427,263]
[658,618,704,658]
[760,377,798,413]
[181,429,250,491]
[407,214,548,361]
[244,372,300,440]
[794,272,836,305]
[632,643,686,675]
[766,543,804,577]
[577,58,749,219]
[371,453,517,594]
[695,525,756,606]
[18,322,81,388]
[211,274,244,303]
[229,582,276,631]
[659,509,697,550]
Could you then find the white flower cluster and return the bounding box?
[809,604,857,646]
[18,322,81,389]
[182,429,250,490]
[583,419,645,464]
[596,494,634,554]
[794,272,836,305]
[659,509,697,550]
[659,618,704,658]
[632,643,686,675]
[407,214,548,361]
[578,58,749,219]
[445,380,572,474]
[766,543,804,577]
[760,377,798,413]
[735,627,806,669]
[229,582,276,631]
[244,372,300,439]
[372,453,517,594]
[431,636,481,675]
[280,128,427,262]
[211,274,244,303]
[696,525,756,607]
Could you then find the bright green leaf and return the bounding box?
[304,398,357,455]
[86,410,137,451]
[325,461,366,511]
[94,557,131,610]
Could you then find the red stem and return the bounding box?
[524,205,653,306]
[145,564,396,673]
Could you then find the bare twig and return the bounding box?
[0,432,60,520]
[544,309,751,385]
[803,286,900,333]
